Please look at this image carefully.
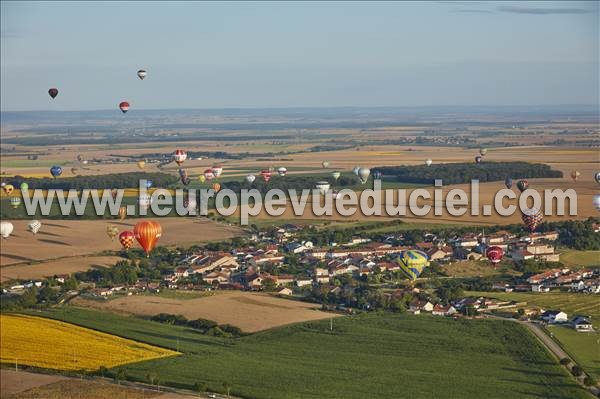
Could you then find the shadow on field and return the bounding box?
[44,223,69,228]
[37,231,63,237]
[502,367,565,378]
[1,253,33,262]
[38,239,72,246]
[130,329,231,348]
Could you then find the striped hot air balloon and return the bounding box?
[10,196,21,209]
[485,246,504,264]
[119,230,135,250]
[521,207,543,232]
[134,221,162,255]
[396,250,430,281]
[173,150,187,166]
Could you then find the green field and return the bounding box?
[550,326,600,380]
[30,307,590,399]
[466,291,600,326]
[559,250,600,268]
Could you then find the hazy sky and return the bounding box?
[1,1,598,111]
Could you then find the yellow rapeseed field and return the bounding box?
[0,314,178,371]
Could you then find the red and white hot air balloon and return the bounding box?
[203,169,215,181]
[173,149,187,166]
[260,170,272,183]
[134,221,162,256]
[119,101,130,113]
[211,165,223,178]
[119,230,135,250]
[486,246,504,264]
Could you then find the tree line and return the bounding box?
[1,172,177,190]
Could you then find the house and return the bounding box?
[409,299,434,312]
[277,287,293,296]
[295,278,313,287]
[570,316,594,332]
[432,304,457,316]
[427,246,453,262]
[531,284,550,293]
[540,310,568,324]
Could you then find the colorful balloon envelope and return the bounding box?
[396,250,430,281]
[315,181,330,195]
[521,207,543,232]
[137,161,146,169]
[20,182,28,192]
[322,161,330,169]
[119,230,135,250]
[261,170,272,183]
[504,177,513,190]
[516,180,528,193]
[10,196,21,208]
[211,165,223,178]
[425,159,432,167]
[106,225,119,241]
[571,170,580,182]
[593,194,600,211]
[173,149,187,165]
[27,220,42,235]
[0,221,14,239]
[475,155,482,164]
[50,166,63,179]
[480,148,487,156]
[182,177,191,186]
[331,171,341,180]
[48,88,59,99]
[118,206,127,220]
[138,194,152,210]
[198,175,206,183]
[203,169,215,181]
[212,182,221,193]
[486,246,504,264]
[137,69,147,80]
[3,184,14,195]
[246,174,256,184]
[358,168,370,184]
[595,172,600,185]
[352,166,360,176]
[134,221,162,255]
[277,167,287,177]
[119,101,130,113]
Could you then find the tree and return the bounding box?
[559,357,571,366]
[194,381,206,395]
[222,381,231,398]
[98,365,108,377]
[261,277,277,292]
[115,368,127,385]
[583,376,596,386]
[571,365,583,377]
[147,372,160,390]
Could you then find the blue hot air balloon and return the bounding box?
[50,166,62,179]
[396,250,430,281]
[504,177,513,189]
[145,180,153,189]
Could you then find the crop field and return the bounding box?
[72,291,337,332]
[0,314,179,371]
[558,250,600,268]
[0,217,242,267]
[35,307,591,399]
[550,326,600,380]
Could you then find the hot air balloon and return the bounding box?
[595,172,600,185]
[212,183,221,193]
[315,181,330,195]
[10,196,21,208]
[261,170,272,183]
[203,169,215,181]
[77,154,84,163]
[182,177,191,186]
[322,161,330,169]
[425,159,433,167]
[594,194,600,211]
[352,166,360,176]
[48,88,59,99]
[3,184,13,195]
[71,167,78,175]
[50,166,62,179]
[27,220,42,235]
[137,161,146,169]
[246,174,256,184]
[0,221,14,239]
[138,194,152,210]
[331,171,341,180]
[118,206,127,220]
[571,171,580,182]
[184,197,197,212]
[277,167,287,177]
[211,165,223,178]
[119,230,135,250]
[480,148,487,156]
[145,180,153,190]
[358,168,370,184]
[0,182,4,187]
[198,175,206,183]
[119,101,130,113]
[373,170,382,180]
[475,155,482,164]
[396,250,429,281]
[505,177,513,190]
[111,188,118,199]
[82,160,89,165]
[106,225,119,241]
[521,207,543,232]
[137,69,147,80]
[486,246,504,264]
[516,180,529,193]
[134,221,162,255]
[173,149,187,166]
[20,182,28,192]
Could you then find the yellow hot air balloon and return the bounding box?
[118,206,127,220]
[396,250,430,281]
[106,225,119,241]
[137,160,146,169]
[198,175,206,183]
[3,184,14,195]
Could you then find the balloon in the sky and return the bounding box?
[352,166,360,176]
[212,182,221,193]
[20,182,28,192]
[134,221,162,255]
[261,170,272,183]
[110,188,118,199]
[181,177,191,186]
[571,170,580,182]
[10,196,21,209]
[331,171,341,180]
[106,225,119,241]
[516,180,529,193]
[358,168,370,184]
[173,150,187,166]
[119,101,130,113]
[3,184,14,195]
[396,250,429,281]
[27,220,42,235]
[137,161,146,169]
[277,167,287,177]
[203,169,215,181]
[118,206,127,220]
[475,155,482,164]
[137,69,147,80]
[425,159,433,167]
[138,194,152,210]
[521,207,543,232]
[119,230,135,250]
[504,177,513,190]
[480,148,488,156]
[595,172,600,185]
[198,175,206,183]
[0,221,14,239]
[82,160,89,165]
[372,170,382,180]
[322,161,330,169]
[486,246,504,264]
[211,165,223,178]
[50,166,63,179]
[48,88,58,99]
[315,181,330,195]
[246,174,256,184]
[594,194,600,211]
[77,154,84,163]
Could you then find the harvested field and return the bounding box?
[0,218,242,267]
[73,291,337,332]
[1,370,67,397]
